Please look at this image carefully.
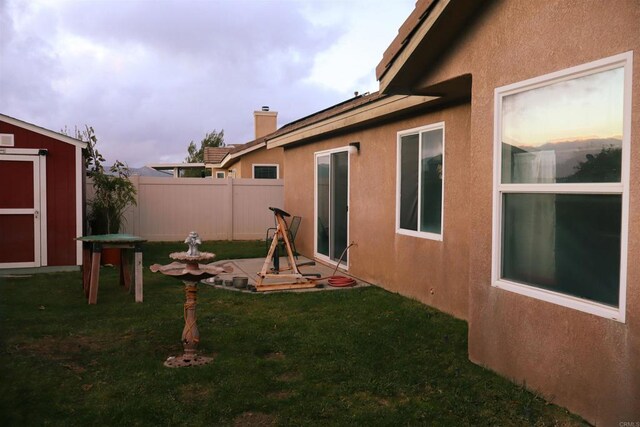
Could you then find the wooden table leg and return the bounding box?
[82,244,91,298]
[88,245,102,305]
[120,249,131,292]
[134,247,143,303]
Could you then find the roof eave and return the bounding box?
[266,95,438,149]
[378,0,486,95]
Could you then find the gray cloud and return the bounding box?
[1,0,413,166]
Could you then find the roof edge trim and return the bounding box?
[0,114,88,149]
[378,0,451,93]
[266,95,438,149]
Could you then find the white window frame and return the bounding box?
[215,171,225,179]
[252,163,279,179]
[395,122,445,241]
[492,51,632,323]
[313,146,351,270]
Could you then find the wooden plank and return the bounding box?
[134,251,143,303]
[88,249,101,304]
[258,273,304,280]
[254,281,318,292]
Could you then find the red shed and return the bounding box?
[0,114,87,270]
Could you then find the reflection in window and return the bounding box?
[502,193,621,306]
[397,125,444,238]
[501,67,623,184]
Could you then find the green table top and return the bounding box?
[76,234,147,243]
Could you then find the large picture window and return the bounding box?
[492,52,632,321]
[396,123,444,240]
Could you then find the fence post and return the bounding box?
[224,178,234,240]
[129,174,140,236]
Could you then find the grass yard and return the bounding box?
[0,240,585,426]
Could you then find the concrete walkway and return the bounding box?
[204,256,370,293]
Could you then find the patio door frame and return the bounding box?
[0,150,47,268]
[314,146,350,269]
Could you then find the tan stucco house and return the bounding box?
[266,0,639,425]
[205,107,284,179]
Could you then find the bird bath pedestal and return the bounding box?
[150,232,231,367]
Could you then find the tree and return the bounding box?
[63,125,137,234]
[89,160,137,234]
[562,145,622,183]
[62,125,104,172]
[185,129,225,163]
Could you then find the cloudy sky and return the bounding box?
[1,0,414,167]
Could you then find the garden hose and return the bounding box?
[326,243,357,287]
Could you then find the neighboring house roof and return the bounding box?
[266,91,437,149]
[204,136,272,169]
[128,166,173,177]
[147,162,206,169]
[102,165,172,177]
[203,147,232,164]
[0,113,87,149]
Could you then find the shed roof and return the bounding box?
[0,113,87,148]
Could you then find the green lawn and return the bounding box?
[0,240,585,426]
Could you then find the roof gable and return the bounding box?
[0,113,87,148]
[203,147,232,164]
[376,0,485,95]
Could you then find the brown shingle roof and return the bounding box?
[203,147,232,163]
[267,91,386,140]
[375,0,436,80]
[229,136,267,154]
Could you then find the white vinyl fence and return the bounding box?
[86,176,283,241]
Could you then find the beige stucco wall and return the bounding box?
[403,1,640,424]
[231,147,284,179]
[284,102,471,320]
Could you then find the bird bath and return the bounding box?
[150,232,232,367]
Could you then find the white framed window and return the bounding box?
[253,164,279,179]
[492,51,632,322]
[215,171,225,179]
[396,122,445,240]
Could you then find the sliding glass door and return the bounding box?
[315,149,349,266]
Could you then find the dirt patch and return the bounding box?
[178,384,212,402]
[276,371,301,383]
[268,390,293,400]
[233,412,277,427]
[61,362,87,374]
[16,335,106,360]
[263,351,285,361]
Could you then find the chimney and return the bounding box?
[254,106,277,139]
